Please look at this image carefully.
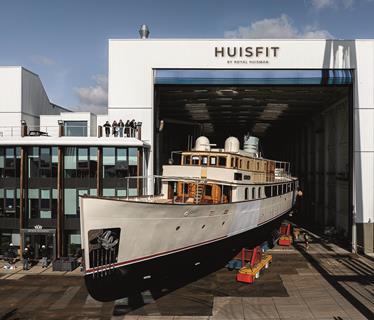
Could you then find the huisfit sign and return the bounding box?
[214,46,280,65]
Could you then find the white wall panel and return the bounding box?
[354,109,374,152]
[0,67,22,119]
[355,152,374,222]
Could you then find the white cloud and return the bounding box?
[31,55,56,66]
[74,74,108,114]
[224,14,333,39]
[311,0,354,9]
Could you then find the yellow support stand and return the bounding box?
[236,254,272,284]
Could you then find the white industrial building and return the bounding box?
[0,38,373,254]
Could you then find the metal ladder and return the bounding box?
[194,184,204,204]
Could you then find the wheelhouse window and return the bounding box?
[202,156,208,166]
[183,155,191,165]
[218,157,227,167]
[209,156,217,166]
[191,156,200,165]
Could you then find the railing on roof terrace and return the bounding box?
[0,125,87,137]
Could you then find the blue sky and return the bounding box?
[0,0,373,113]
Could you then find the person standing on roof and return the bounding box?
[103,121,111,137]
[124,120,130,137]
[129,119,136,137]
[112,120,118,137]
[118,119,125,137]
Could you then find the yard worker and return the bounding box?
[8,243,16,267]
[22,247,30,270]
[103,121,111,137]
[303,232,310,251]
[40,245,48,268]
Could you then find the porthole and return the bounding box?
[201,225,205,229]
[176,226,180,230]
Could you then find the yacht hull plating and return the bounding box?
[80,189,297,301]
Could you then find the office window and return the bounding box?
[1,147,20,178]
[28,188,57,219]
[103,147,129,178]
[64,188,97,217]
[65,147,96,178]
[128,148,137,166]
[0,188,20,218]
[28,147,57,178]
[64,121,87,137]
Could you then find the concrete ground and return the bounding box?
[0,233,373,320]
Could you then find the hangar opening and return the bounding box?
[154,69,353,243]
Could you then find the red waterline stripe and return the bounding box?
[86,235,227,274]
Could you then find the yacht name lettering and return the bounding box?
[214,46,280,58]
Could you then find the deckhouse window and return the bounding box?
[247,161,250,170]
[191,156,200,165]
[218,157,227,167]
[245,188,248,200]
[230,158,234,167]
[202,156,208,165]
[184,155,191,165]
[257,162,260,170]
[234,173,242,180]
[252,187,256,199]
[258,187,261,198]
[265,186,271,197]
[210,157,217,166]
[272,185,277,196]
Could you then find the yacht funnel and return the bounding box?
[244,134,259,157]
